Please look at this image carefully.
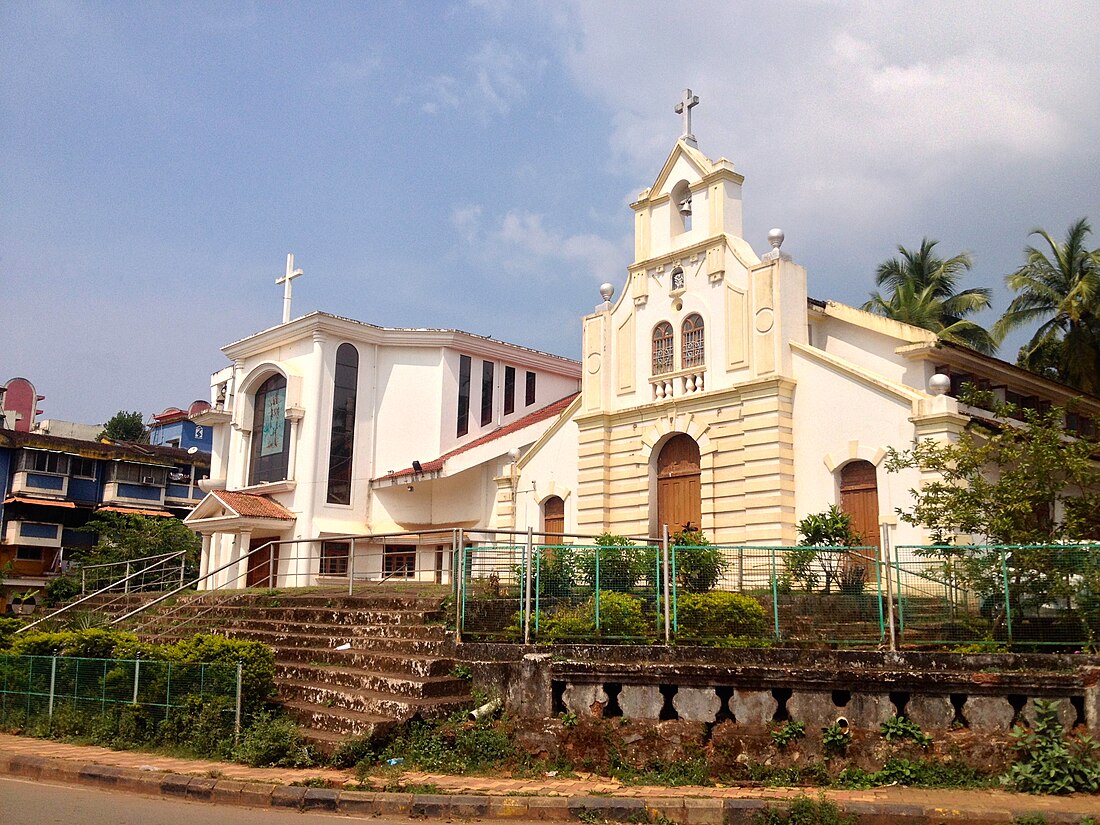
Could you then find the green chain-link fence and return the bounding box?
[892,545,1100,648]
[460,540,1100,649]
[0,654,241,735]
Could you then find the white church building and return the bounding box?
[187,96,1100,589]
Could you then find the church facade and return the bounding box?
[187,109,1100,588]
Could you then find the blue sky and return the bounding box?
[3,1,1099,424]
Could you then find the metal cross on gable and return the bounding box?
[276,253,304,324]
[675,88,700,145]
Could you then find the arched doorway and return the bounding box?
[839,460,880,563]
[542,495,565,542]
[656,434,701,535]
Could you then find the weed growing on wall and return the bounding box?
[1004,699,1100,794]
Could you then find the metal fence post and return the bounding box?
[1000,547,1014,644]
[662,526,671,644]
[348,538,356,596]
[124,561,131,594]
[48,650,58,721]
[235,660,243,744]
[523,528,533,645]
[132,655,141,705]
[594,545,601,631]
[455,529,465,642]
[179,554,185,589]
[881,526,896,652]
[770,547,781,641]
[81,568,87,595]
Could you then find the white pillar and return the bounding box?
[198,534,212,588]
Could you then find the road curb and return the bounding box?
[2,751,1098,823]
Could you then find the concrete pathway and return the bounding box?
[1,733,1097,823]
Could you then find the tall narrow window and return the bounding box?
[249,374,290,485]
[457,355,471,436]
[326,343,358,504]
[481,360,494,427]
[504,366,515,415]
[525,370,536,406]
[652,322,674,374]
[681,314,705,368]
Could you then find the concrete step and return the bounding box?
[275,644,455,678]
[192,626,453,656]
[275,662,468,699]
[156,614,451,643]
[276,679,470,719]
[278,699,396,737]
[158,603,447,626]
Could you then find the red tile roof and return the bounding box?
[374,393,578,482]
[97,505,174,518]
[212,490,295,520]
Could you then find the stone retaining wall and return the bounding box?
[458,644,1100,733]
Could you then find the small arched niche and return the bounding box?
[670,179,692,234]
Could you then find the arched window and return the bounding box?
[249,374,290,485]
[543,495,565,541]
[681,314,704,368]
[670,267,685,292]
[652,322,674,375]
[326,343,359,504]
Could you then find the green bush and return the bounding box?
[879,715,932,747]
[232,712,315,767]
[575,534,650,593]
[1004,699,1100,794]
[672,530,726,592]
[0,617,25,650]
[538,591,653,642]
[752,795,858,825]
[45,575,81,608]
[675,591,767,642]
[7,628,139,658]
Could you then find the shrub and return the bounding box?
[232,712,315,767]
[771,719,806,749]
[1004,699,1100,794]
[381,717,515,774]
[672,530,726,592]
[675,591,767,642]
[8,627,139,658]
[575,534,649,593]
[539,591,653,642]
[0,617,25,651]
[752,795,858,825]
[821,722,851,755]
[45,575,81,608]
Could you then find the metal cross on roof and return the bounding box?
[675,88,699,145]
[276,253,303,324]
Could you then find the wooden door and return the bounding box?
[656,434,701,534]
[542,495,565,543]
[246,537,280,587]
[840,460,880,568]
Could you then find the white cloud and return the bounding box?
[419,40,540,116]
[451,204,628,281]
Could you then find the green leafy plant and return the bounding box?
[879,715,932,748]
[1004,699,1100,794]
[232,712,315,767]
[771,719,806,749]
[821,722,851,756]
[574,534,649,593]
[675,590,767,643]
[752,795,858,825]
[537,590,652,642]
[44,576,80,608]
[796,507,865,595]
[671,529,725,592]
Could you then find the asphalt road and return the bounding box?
[0,776,510,825]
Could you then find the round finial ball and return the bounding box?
[599,282,614,301]
[767,228,785,249]
[929,373,952,396]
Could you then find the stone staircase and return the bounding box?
[128,586,472,754]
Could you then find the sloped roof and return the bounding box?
[373,393,579,482]
[211,490,295,520]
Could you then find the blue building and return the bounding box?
[0,429,210,590]
[148,401,214,452]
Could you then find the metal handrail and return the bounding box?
[18,550,188,633]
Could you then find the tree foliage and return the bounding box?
[995,218,1100,395]
[863,238,996,355]
[75,511,201,571]
[885,399,1100,545]
[98,410,147,442]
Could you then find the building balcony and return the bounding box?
[11,470,69,499]
[650,367,707,400]
[4,519,62,547]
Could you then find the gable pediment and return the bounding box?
[646,139,714,203]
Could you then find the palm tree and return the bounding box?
[994,218,1100,395]
[863,239,997,355]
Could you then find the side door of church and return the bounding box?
[656,434,702,534]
